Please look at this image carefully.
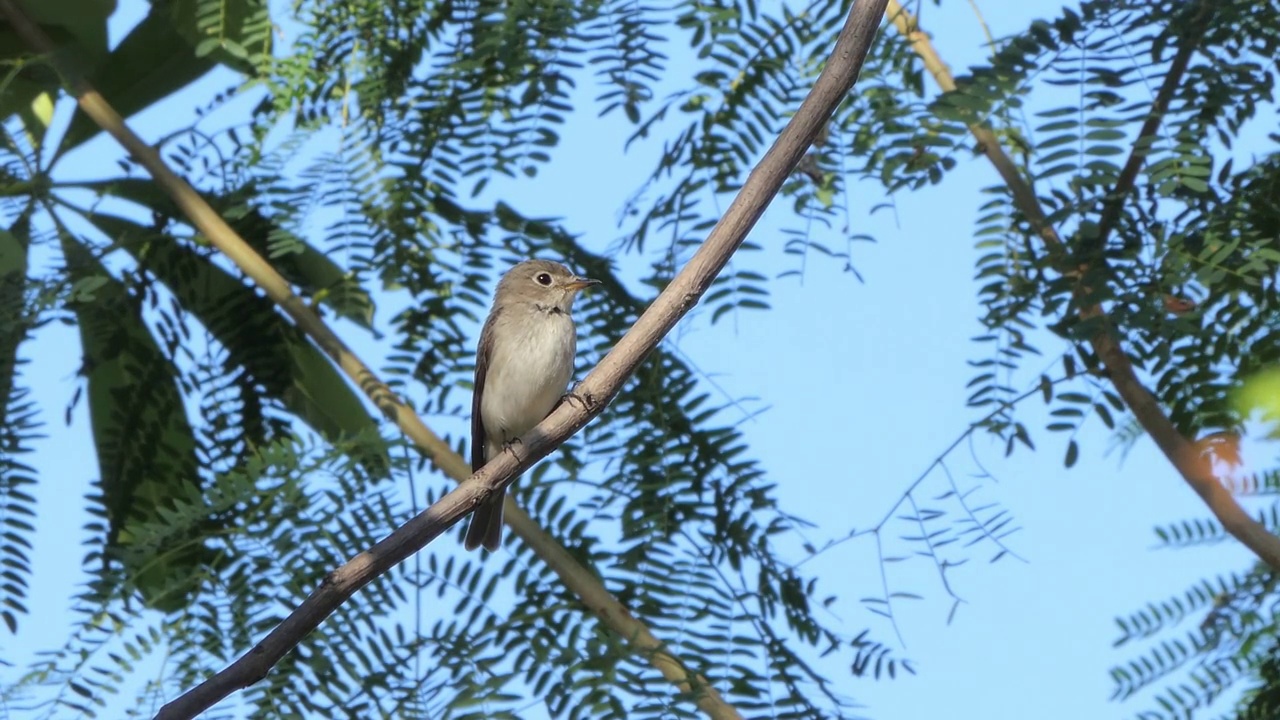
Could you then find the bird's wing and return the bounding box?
[471,309,498,472]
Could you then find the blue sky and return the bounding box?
[4,0,1274,718]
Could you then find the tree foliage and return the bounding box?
[0,0,1278,718]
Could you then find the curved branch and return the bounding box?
[884,0,1280,569]
[0,0,891,717]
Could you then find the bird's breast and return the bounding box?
[480,312,577,445]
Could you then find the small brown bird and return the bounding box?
[464,260,599,552]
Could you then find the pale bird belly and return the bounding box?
[480,315,575,451]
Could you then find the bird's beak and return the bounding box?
[565,277,601,291]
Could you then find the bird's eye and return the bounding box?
[536,273,553,286]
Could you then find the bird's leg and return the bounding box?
[495,433,524,464]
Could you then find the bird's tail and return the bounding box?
[463,488,507,552]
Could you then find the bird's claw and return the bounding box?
[560,387,592,411]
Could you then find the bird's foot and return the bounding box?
[499,435,524,462]
[560,384,593,411]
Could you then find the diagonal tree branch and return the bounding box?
[0,0,890,717]
[883,0,1280,569]
[1092,1,1216,252]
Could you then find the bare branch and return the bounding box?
[0,0,890,716]
[884,0,1280,569]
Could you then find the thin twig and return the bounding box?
[795,380,1055,571]
[939,458,1025,562]
[965,0,997,56]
